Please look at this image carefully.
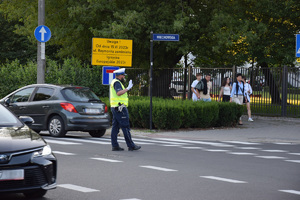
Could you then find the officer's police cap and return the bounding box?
[113,68,126,76]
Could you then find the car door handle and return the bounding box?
[42,106,50,109]
[19,106,26,110]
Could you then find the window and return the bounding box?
[61,88,100,102]
[11,88,35,103]
[0,105,23,127]
[33,87,54,101]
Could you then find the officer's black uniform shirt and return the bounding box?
[113,79,123,93]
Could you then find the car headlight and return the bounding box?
[33,145,52,157]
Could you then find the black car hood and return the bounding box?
[0,126,45,153]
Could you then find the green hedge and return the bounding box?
[101,96,243,130]
[0,58,108,98]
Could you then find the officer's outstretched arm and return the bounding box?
[117,89,129,96]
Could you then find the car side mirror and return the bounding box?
[4,98,11,106]
[19,116,34,125]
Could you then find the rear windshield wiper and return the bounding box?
[88,99,102,102]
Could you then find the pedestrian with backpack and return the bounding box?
[191,73,202,101]
[199,74,212,102]
[230,73,247,125]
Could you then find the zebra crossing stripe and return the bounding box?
[45,139,81,145]
[200,176,247,183]
[91,158,123,163]
[279,190,300,195]
[61,138,111,144]
[58,184,99,193]
[285,160,300,163]
[52,151,76,155]
[140,165,177,172]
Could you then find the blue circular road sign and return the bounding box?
[34,25,51,42]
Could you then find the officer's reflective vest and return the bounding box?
[110,79,128,107]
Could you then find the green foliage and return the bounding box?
[0,58,108,98]
[105,96,243,130]
[1,0,299,68]
[217,102,243,126]
[45,58,108,97]
[0,60,36,97]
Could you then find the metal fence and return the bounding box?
[125,66,300,117]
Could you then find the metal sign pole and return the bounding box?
[37,0,45,84]
[150,31,153,130]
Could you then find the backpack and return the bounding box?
[235,81,244,95]
[195,80,204,91]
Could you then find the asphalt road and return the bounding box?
[2,128,300,200]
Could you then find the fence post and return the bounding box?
[188,64,192,99]
[232,65,236,81]
[281,65,288,117]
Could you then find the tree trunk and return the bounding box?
[261,62,281,104]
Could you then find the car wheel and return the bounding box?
[89,129,106,138]
[23,189,47,198]
[170,88,177,96]
[48,115,66,137]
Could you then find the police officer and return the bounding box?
[110,68,141,151]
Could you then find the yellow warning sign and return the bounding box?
[297,57,300,62]
[92,38,133,67]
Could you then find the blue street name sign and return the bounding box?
[34,25,51,43]
[153,33,179,41]
[102,66,120,85]
[296,34,300,57]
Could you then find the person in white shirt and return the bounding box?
[243,76,253,122]
[191,73,202,101]
[218,77,232,102]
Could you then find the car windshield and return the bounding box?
[61,87,101,102]
[0,105,23,127]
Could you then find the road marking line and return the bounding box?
[255,156,287,159]
[91,158,123,163]
[275,143,294,145]
[97,137,186,145]
[235,147,261,150]
[202,149,229,152]
[261,150,288,153]
[156,138,234,147]
[139,165,177,172]
[288,153,300,156]
[162,145,182,147]
[222,141,260,145]
[95,137,154,145]
[133,138,188,145]
[200,176,247,183]
[279,190,300,195]
[61,138,111,144]
[227,152,257,155]
[58,184,99,193]
[120,199,141,200]
[181,147,203,149]
[285,160,300,163]
[52,151,76,155]
[45,139,82,145]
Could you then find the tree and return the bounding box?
[192,0,300,103]
[0,0,200,97]
[0,14,36,64]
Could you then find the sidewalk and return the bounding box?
[118,115,300,143]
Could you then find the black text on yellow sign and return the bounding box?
[92,38,133,67]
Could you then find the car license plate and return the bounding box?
[85,108,100,114]
[0,169,24,181]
